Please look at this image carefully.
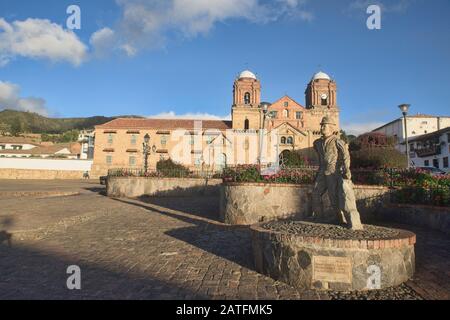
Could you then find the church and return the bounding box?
[91,70,340,176]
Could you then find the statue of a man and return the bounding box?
[312,116,363,230]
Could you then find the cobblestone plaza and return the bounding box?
[0,180,448,300]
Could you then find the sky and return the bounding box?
[0,0,449,135]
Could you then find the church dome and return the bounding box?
[239,70,257,80]
[312,71,331,81]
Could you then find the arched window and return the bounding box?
[287,137,293,145]
[281,137,287,144]
[321,98,328,106]
[244,92,251,105]
[283,109,289,118]
[244,119,250,130]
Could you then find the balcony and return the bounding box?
[415,145,441,157]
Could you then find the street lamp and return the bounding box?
[258,102,272,168]
[143,133,151,173]
[398,104,411,168]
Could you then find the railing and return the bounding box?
[108,168,223,179]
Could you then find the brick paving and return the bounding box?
[0,180,448,300]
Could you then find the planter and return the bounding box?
[220,182,390,225]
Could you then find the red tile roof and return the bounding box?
[95,118,232,130]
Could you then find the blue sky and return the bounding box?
[0,0,449,134]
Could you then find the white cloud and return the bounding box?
[90,27,116,57]
[0,81,50,116]
[91,0,313,57]
[0,18,87,66]
[148,111,231,120]
[342,121,385,136]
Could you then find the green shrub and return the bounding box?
[156,158,190,177]
[350,148,407,169]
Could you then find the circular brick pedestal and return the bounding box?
[250,221,416,291]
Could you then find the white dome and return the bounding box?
[239,70,257,80]
[312,71,331,81]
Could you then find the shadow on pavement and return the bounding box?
[112,198,255,271]
[0,242,205,300]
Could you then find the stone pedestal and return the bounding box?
[251,221,416,291]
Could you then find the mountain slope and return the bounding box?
[0,110,143,134]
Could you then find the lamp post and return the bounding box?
[258,102,272,168]
[398,104,411,168]
[142,133,156,173]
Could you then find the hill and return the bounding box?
[0,110,143,134]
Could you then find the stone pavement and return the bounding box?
[0,180,448,300]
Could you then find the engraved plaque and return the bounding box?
[312,256,352,283]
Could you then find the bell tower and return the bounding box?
[305,71,340,131]
[305,71,337,109]
[231,70,262,130]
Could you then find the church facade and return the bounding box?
[91,70,340,176]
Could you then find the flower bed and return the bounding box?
[222,165,450,207]
[390,169,450,207]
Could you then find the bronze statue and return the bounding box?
[312,116,363,230]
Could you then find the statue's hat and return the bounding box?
[320,116,336,126]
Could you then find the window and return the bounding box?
[244,119,249,130]
[283,109,289,118]
[321,98,328,106]
[161,135,167,146]
[106,155,112,165]
[0,145,4,150]
[190,135,195,145]
[244,92,251,105]
[130,134,137,145]
[284,101,289,107]
[12,145,22,150]
[270,111,278,119]
[281,137,287,144]
[129,156,136,166]
[107,134,114,145]
[287,137,293,145]
[424,160,429,166]
[433,159,439,168]
[296,112,303,120]
[443,157,449,168]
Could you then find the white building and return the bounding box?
[372,114,450,152]
[78,130,95,159]
[408,127,450,172]
[0,136,83,160]
[0,137,40,151]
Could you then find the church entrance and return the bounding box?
[279,150,291,166]
[216,153,227,171]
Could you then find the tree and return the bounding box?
[10,119,22,136]
[60,130,80,143]
[0,122,10,135]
